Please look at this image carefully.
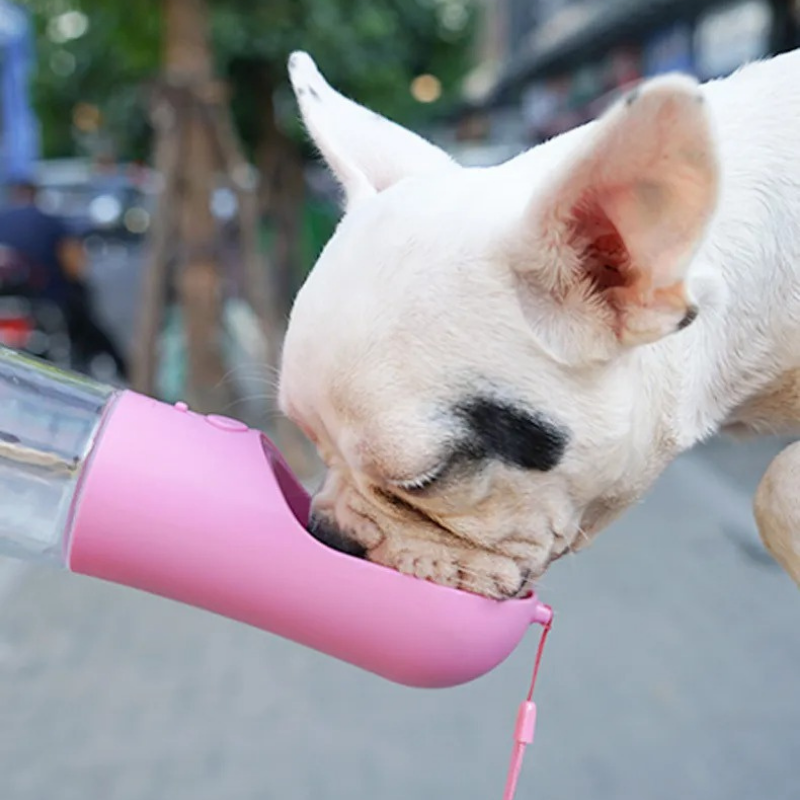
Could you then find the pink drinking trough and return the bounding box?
[67,391,552,688]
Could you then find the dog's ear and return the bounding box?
[521,75,719,348]
[288,52,456,208]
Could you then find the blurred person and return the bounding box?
[0,179,128,378]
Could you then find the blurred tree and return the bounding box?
[18,0,251,412]
[18,0,160,159]
[21,1,474,158]
[17,0,474,453]
[21,0,474,309]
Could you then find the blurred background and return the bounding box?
[0,1,799,798]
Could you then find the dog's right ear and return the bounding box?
[288,52,456,208]
[515,74,719,355]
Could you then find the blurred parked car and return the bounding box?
[33,157,158,243]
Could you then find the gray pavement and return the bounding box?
[0,432,798,800]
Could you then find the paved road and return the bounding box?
[0,244,797,800]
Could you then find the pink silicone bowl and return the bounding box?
[66,391,551,688]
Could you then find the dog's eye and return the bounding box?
[393,462,448,494]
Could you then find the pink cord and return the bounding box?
[502,610,553,800]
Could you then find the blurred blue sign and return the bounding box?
[0,1,39,183]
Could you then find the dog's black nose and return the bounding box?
[307,514,367,559]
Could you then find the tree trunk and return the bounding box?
[161,0,232,413]
[163,0,213,83]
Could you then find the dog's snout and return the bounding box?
[307,514,367,559]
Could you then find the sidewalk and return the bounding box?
[0,435,797,800]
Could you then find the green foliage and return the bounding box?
[18,0,475,160]
[18,0,161,159]
[215,0,475,141]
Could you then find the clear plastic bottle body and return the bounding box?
[0,347,115,567]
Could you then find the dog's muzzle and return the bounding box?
[307,514,367,558]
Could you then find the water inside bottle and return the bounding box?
[0,348,114,566]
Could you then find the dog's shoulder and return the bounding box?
[723,368,800,436]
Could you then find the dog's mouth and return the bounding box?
[306,500,573,600]
[512,568,536,598]
[306,514,368,559]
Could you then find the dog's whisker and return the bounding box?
[227,376,281,387]
[569,525,591,553]
[218,398,271,415]
[215,361,282,383]
[215,364,273,384]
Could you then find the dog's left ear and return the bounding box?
[521,75,720,348]
[288,52,456,208]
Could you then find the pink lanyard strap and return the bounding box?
[502,609,553,800]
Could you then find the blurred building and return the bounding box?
[448,0,800,163]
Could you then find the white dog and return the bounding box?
[278,49,800,599]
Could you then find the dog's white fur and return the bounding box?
[279,50,800,598]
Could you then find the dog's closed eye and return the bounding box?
[392,460,451,494]
[387,394,568,498]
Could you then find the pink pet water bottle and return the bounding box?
[0,347,552,689]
